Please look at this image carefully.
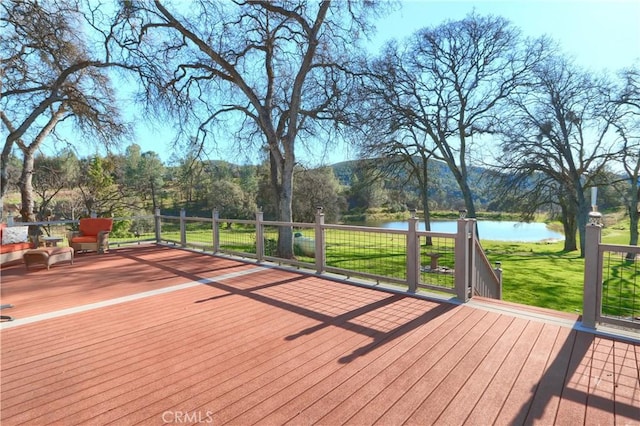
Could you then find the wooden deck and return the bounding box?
[1,245,638,425]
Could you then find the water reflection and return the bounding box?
[374,220,564,242]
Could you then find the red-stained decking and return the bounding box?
[1,245,638,425]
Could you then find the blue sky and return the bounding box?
[59,0,640,165]
[372,0,640,73]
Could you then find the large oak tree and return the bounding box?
[612,67,640,249]
[0,0,127,221]
[496,56,619,255]
[110,0,375,258]
[356,13,549,223]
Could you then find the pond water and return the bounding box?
[373,220,564,242]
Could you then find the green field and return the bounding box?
[479,214,634,313]
[482,240,586,312]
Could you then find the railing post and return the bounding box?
[455,211,471,302]
[212,209,220,253]
[406,210,419,293]
[255,211,264,262]
[315,207,326,274]
[154,208,161,243]
[180,208,186,248]
[494,262,503,299]
[583,211,603,329]
[468,219,477,298]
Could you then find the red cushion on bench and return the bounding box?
[0,242,32,254]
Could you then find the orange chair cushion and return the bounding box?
[78,218,113,237]
[71,235,100,244]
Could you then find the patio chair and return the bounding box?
[68,218,113,254]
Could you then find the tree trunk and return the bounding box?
[630,185,639,246]
[560,203,578,252]
[13,105,64,222]
[577,200,589,258]
[421,190,433,246]
[576,186,589,258]
[458,176,479,238]
[0,140,13,216]
[419,157,433,246]
[150,181,158,212]
[437,145,477,221]
[276,165,294,259]
[461,181,477,219]
[269,145,296,260]
[627,184,639,261]
[1,119,20,220]
[19,151,36,222]
[630,207,639,246]
[421,186,433,246]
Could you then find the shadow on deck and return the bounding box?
[1,245,638,425]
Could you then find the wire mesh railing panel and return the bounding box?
[184,218,214,251]
[418,235,455,290]
[218,222,258,256]
[324,226,407,282]
[159,216,181,244]
[259,224,316,268]
[292,225,316,264]
[110,216,156,246]
[601,248,639,327]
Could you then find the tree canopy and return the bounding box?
[104,0,377,257]
[1,1,637,251]
[1,0,128,220]
[356,13,550,222]
[496,56,620,255]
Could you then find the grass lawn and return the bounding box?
[482,214,635,313]
[483,240,586,313]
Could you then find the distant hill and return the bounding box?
[331,157,496,211]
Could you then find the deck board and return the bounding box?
[1,245,638,425]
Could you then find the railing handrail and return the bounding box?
[263,220,315,228]
[157,213,460,237]
[598,243,640,253]
[182,216,214,222]
[6,220,77,227]
[416,230,457,239]
[156,213,460,239]
[322,223,408,235]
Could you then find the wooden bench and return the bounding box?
[23,247,74,270]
